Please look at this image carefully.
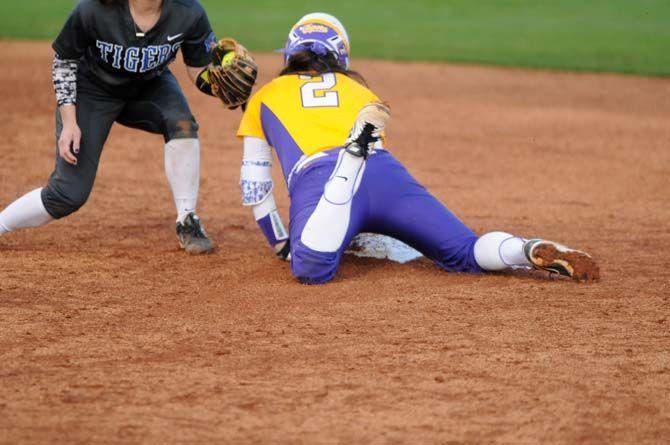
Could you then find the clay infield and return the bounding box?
[0,41,669,443]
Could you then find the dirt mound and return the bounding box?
[1,41,669,443]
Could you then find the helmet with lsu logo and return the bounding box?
[282,13,351,69]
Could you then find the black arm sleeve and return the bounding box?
[52,3,90,60]
[181,10,216,68]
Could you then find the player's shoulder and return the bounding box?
[75,0,130,21]
[73,0,103,16]
[170,0,206,15]
[266,75,303,92]
[251,76,300,103]
[250,73,377,106]
[68,0,115,27]
[335,72,375,94]
[75,0,100,8]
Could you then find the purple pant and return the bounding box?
[288,149,483,284]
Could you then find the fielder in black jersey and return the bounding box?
[0,0,236,254]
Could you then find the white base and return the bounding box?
[346,233,422,264]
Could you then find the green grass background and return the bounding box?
[1,0,668,75]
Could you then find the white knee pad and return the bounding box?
[474,231,530,271]
[323,150,365,204]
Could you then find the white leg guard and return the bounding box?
[301,150,365,253]
[165,138,200,223]
[474,231,532,271]
[0,188,53,234]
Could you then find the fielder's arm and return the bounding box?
[241,137,290,259]
[187,65,216,97]
[52,54,80,165]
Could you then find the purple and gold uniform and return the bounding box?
[238,73,380,179]
[238,72,482,284]
[235,12,600,284]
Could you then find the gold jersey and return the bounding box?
[237,72,379,178]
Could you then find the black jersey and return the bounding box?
[53,0,215,90]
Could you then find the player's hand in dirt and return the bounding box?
[58,105,80,165]
[275,240,291,261]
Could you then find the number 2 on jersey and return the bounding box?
[300,73,339,108]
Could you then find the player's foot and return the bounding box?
[344,101,391,159]
[523,239,600,282]
[176,213,214,254]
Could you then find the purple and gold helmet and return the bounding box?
[283,13,351,69]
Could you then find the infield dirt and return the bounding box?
[1,41,669,444]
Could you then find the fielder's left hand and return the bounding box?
[208,38,258,109]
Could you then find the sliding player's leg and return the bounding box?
[364,151,483,273]
[289,152,367,284]
[365,151,599,280]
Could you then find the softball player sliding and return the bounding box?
[0,0,254,254]
[238,13,600,284]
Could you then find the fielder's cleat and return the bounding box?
[344,101,391,159]
[523,239,600,282]
[176,212,214,254]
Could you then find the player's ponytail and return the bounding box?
[280,50,367,86]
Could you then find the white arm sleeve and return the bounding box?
[240,136,274,206]
[240,137,289,247]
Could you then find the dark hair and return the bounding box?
[99,0,122,5]
[279,50,366,86]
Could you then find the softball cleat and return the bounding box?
[344,101,391,158]
[176,212,214,254]
[523,239,600,282]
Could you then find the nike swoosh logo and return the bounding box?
[167,33,184,42]
[335,175,349,182]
